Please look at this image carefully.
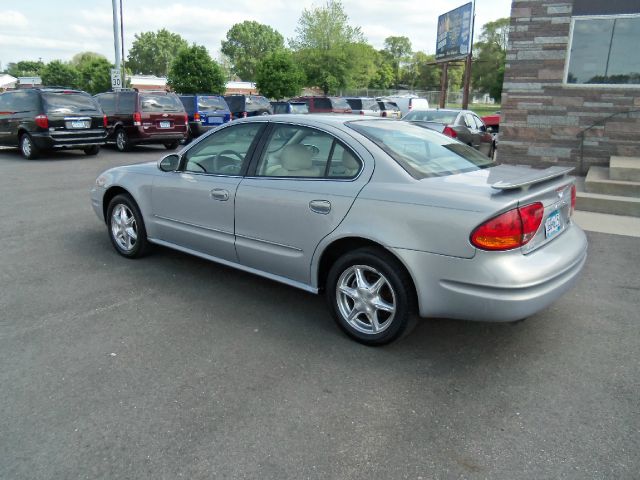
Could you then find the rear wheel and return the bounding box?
[84,145,100,156]
[20,133,39,159]
[326,247,414,345]
[115,129,131,152]
[106,194,149,258]
[164,141,179,150]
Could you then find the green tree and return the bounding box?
[127,29,189,76]
[167,44,226,94]
[71,52,107,68]
[7,60,45,77]
[472,18,510,101]
[221,21,284,81]
[383,36,412,88]
[256,50,305,99]
[290,0,364,94]
[343,42,379,89]
[368,50,395,89]
[78,57,112,94]
[401,52,441,91]
[40,61,80,88]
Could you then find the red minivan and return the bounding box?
[95,90,188,151]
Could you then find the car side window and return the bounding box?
[472,115,486,130]
[464,114,477,129]
[96,93,116,115]
[183,123,263,175]
[256,124,361,179]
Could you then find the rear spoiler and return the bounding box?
[491,166,574,190]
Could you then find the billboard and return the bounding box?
[435,2,473,62]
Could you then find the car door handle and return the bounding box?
[309,200,331,214]
[210,188,229,201]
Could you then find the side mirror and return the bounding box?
[158,153,180,172]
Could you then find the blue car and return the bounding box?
[178,95,231,140]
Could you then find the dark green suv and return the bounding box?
[0,88,108,159]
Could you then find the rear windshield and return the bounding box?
[224,96,244,112]
[331,97,351,110]
[198,96,228,111]
[42,92,100,114]
[348,120,495,179]
[404,110,458,124]
[346,99,362,110]
[290,103,308,114]
[140,94,183,113]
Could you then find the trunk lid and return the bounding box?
[139,93,186,134]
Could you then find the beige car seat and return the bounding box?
[270,144,322,177]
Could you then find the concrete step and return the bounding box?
[610,156,640,182]
[576,191,640,217]
[585,166,640,197]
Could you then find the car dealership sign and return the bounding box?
[435,2,474,62]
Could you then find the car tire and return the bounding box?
[106,194,149,258]
[19,133,39,160]
[326,247,414,346]
[84,145,100,156]
[115,128,131,152]
[164,141,179,150]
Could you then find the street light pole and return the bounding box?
[112,0,121,73]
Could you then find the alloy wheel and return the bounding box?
[110,204,138,252]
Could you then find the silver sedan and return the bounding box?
[91,115,587,345]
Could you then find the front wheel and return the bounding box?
[20,134,39,159]
[164,141,179,150]
[326,247,414,345]
[106,194,149,258]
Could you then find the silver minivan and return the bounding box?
[344,97,381,117]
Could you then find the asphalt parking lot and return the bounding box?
[1,145,638,479]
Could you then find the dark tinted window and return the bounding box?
[271,103,288,114]
[139,93,183,112]
[348,120,494,180]
[179,96,196,115]
[117,92,136,113]
[567,16,640,84]
[96,93,116,115]
[0,91,39,112]
[314,98,332,109]
[197,96,228,111]
[346,99,363,110]
[224,96,245,112]
[42,92,100,114]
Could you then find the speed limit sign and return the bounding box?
[110,68,122,90]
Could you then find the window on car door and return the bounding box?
[183,122,263,175]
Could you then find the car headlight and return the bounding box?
[95,175,107,187]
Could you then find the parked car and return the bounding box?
[270,101,309,114]
[481,111,501,156]
[344,97,380,116]
[376,100,401,118]
[95,90,187,152]
[0,88,107,159]
[223,94,272,118]
[91,115,587,345]
[382,95,429,116]
[290,96,352,114]
[403,109,495,157]
[179,94,231,140]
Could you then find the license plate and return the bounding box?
[67,120,89,129]
[159,121,171,128]
[544,210,562,239]
[208,117,222,124]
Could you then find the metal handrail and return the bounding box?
[577,108,640,176]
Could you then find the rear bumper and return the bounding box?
[32,130,107,149]
[393,224,588,322]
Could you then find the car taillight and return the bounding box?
[35,114,48,129]
[133,111,141,126]
[442,126,457,138]
[381,111,387,117]
[103,114,108,128]
[194,112,200,122]
[570,184,576,216]
[359,110,364,115]
[471,202,544,251]
[184,113,188,125]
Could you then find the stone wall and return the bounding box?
[500,0,640,173]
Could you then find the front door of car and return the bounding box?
[151,122,265,261]
[234,123,372,285]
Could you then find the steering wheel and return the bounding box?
[215,149,244,162]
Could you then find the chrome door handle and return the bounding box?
[210,188,229,201]
[309,200,331,214]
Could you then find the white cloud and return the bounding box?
[0,10,28,28]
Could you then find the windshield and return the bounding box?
[348,120,495,179]
[42,92,100,114]
[330,97,351,110]
[197,96,228,111]
[404,110,458,124]
[140,94,183,113]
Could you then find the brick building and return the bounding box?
[500,0,640,178]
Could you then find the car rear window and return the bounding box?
[290,103,309,114]
[42,92,100,114]
[346,99,362,110]
[348,120,495,180]
[405,110,458,124]
[198,96,228,111]
[331,97,351,110]
[224,96,245,112]
[140,94,183,113]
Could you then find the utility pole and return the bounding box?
[112,0,121,73]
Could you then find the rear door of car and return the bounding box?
[234,122,372,285]
[41,91,104,138]
[139,93,186,134]
[197,96,230,126]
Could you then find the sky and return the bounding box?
[0,0,512,69]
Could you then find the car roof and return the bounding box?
[234,113,391,127]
